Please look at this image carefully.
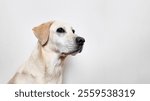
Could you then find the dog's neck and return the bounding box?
[27,43,66,83]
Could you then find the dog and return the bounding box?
[8,20,85,84]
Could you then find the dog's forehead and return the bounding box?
[50,21,72,30]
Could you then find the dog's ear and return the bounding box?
[32,21,53,45]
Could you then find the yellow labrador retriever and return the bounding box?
[8,21,85,84]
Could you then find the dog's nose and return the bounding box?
[76,37,85,45]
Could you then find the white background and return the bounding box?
[0,0,150,83]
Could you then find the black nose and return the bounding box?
[76,37,85,45]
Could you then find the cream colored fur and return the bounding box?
[8,20,84,84]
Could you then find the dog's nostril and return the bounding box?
[76,37,85,45]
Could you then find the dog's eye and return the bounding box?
[72,29,75,33]
[56,27,65,33]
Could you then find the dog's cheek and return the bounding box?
[54,38,67,52]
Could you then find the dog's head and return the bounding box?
[32,21,85,56]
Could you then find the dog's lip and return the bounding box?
[62,45,83,55]
[70,49,80,54]
[71,45,83,54]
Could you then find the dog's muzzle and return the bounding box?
[62,36,85,56]
[75,37,85,53]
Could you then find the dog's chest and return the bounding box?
[44,58,63,83]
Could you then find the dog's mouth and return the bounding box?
[62,45,83,56]
[70,45,83,54]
